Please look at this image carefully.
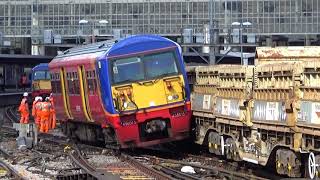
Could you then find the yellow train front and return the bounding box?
[49,35,192,148]
[31,63,51,99]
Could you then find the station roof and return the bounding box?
[0,54,54,64]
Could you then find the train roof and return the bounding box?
[32,63,49,71]
[52,35,178,60]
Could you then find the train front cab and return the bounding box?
[31,63,51,98]
[101,42,192,148]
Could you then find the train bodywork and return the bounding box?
[189,46,320,179]
[31,63,51,99]
[49,35,191,148]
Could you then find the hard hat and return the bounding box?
[39,97,43,101]
[45,97,50,101]
[23,92,28,97]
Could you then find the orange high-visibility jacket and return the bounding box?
[49,97,55,113]
[18,98,29,113]
[35,101,42,117]
[41,102,51,117]
[32,100,37,116]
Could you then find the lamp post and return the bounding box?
[78,19,108,44]
[231,21,252,65]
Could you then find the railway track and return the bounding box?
[1,104,283,180]
[0,144,26,180]
[0,159,25,180]
[5,106,19,124]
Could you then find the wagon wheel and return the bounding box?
[309,152,316,179]
[208,132,224,156]
[225,138,239,160]
[220,135,225,156]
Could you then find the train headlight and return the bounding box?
[168,94,179,101]
[123,102,128,109]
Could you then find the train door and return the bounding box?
[64,68,87,121]
[51,71,69,120]
[59,68,73,119]
[83,68,106,124]
[77,65,93,122]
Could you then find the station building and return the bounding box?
[0,0,319,57]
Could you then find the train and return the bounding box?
[189,46,320,179]
[31,63,51,99]
[49,35,192,149]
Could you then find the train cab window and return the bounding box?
[86,70,97,95]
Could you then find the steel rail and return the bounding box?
[0,147,11,159]
[0,159,26,180]
[68,146,121,180]
[157,165,199,180]
[120,153,173,180]
[147,156,269,180]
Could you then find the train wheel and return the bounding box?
[208,131,223,156]
[61,122,68,135]
[225,138,240,161]
[307,152,320,179]
[276,149,301,177]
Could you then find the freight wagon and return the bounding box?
[190,46,320,179]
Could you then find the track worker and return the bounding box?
[18,92,29,124]
[40,97,52,133]
[49,93,56,129]
[32,96,42,128]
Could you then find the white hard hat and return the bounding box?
[36,96,41,101]
[45,97,50,101]
[23,92,28,97]
[39,97,43,101]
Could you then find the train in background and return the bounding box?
[49,35,192,148]
[31,63,51,99]
[189,46,320,179]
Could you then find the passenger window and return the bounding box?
[86,70,97,95]
[73,72,80,94]
[50,72,62,94]
[56,73,61,93]
[67,72,74,95]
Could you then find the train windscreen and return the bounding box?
[111,51,179,84]
[33,70,50,80]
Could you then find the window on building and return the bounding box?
[302,2,312,16]
[222,1,242,12]
[263,1,274,13]
[277,16,285,23]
